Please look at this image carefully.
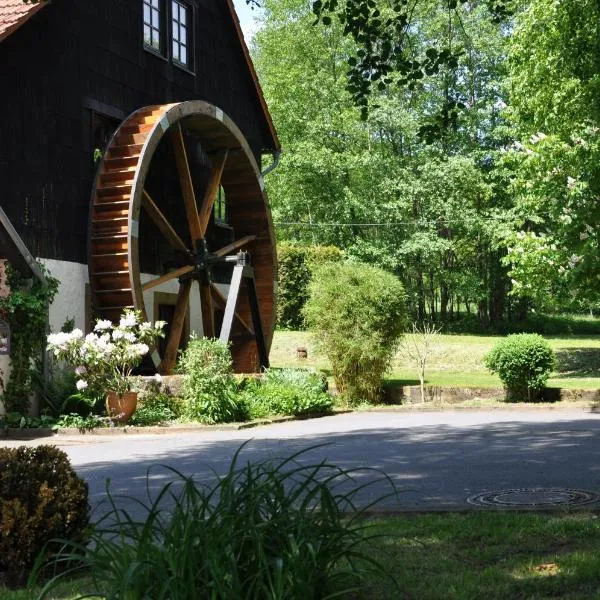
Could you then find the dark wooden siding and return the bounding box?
[0,0,274,264]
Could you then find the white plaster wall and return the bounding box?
[39,258,89,333]
[140,272,203,337]
[0,354,10,415]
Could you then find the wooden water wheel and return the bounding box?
[88,101,277,374]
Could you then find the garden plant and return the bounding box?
[33,445,396,599]
[304,261,406,404]
[240,368,332,418]
[47,309,165,398]
[0,446,89,588]
[485,333,556,402]
[178,337,247,424]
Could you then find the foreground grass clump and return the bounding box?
[0,446,89,588]
[362,512,600,599]
[35,446,395,599]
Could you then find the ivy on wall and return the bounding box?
[0,265,58,414]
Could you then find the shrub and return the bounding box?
[178,337,247,423]
[484,334,556,402]
[277,244,343,330]
[241,368,333,418]
[0,445,89,587]
[130,377,183,426]
[35,447,397,599]
[304,261,406,404]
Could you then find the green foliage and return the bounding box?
[130,379,183,426]
[0,265,58,414]
[0,412,56,430]
[241,368,333,418]
[505,0,600,308]
[56,413,105,430]
[178,337,246,424]
[255,0,516,327]
[484,334,556,402]
[304,261,406,404]
[277,244,343,329]
[35,446,396,599]
[30,366,79,419]
[0,445,89,587]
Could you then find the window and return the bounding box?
[171,1,190,67]
[143,0,162,53]
[214,186,227,224]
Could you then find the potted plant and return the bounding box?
[47,310,165,422]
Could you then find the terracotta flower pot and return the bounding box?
[106,391,138,423]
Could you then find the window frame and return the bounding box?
[143,0,166,58]
[170,0,194,73]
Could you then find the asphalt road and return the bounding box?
[6,409,600,518]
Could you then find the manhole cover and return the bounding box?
[467,487,600,508]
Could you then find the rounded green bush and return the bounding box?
[303,261,406,404]
[0,445,89,587]
[484,333,556,402]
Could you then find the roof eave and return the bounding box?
[0,0,47,44]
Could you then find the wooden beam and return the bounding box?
[213,234,257,258]
[142,265,194,292]
[199,150,228,236]
[170,123,202,249]
[142,190,189,253]
[199,281,215,338]
[159,279,192,374]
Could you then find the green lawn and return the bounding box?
[362,512,600,599]
[270,331,600,390]
[5,513,600,599]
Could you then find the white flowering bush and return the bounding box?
[47,310,165,397]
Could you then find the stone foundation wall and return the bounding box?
[383,384,600,405]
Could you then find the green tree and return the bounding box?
[505,0,600,310]
[254,0,514,325]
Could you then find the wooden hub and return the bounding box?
[88,101,277,373]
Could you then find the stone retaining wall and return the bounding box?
[383,384,600,405]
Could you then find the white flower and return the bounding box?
[71,329,84,339]
[134,343,149,356]
[95,319,112,331]
[76,379,88,391]
[567,176,577,190]
[154,373,163,383]
[75,366,87,376]
[112,329,124,340]
[119,313,137,328]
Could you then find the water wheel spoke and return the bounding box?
[142,190,189,253]
[199,150,229,237]
[142,265,194,292]
[199,281,215,338]
[210,283,253,334]
[158,279,192,374]
[170,123,202,248]
[213,234,257,258]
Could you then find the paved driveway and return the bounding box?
[5,409,600,517]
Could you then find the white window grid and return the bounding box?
[143,0,161,51]
[172,0,189,66]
